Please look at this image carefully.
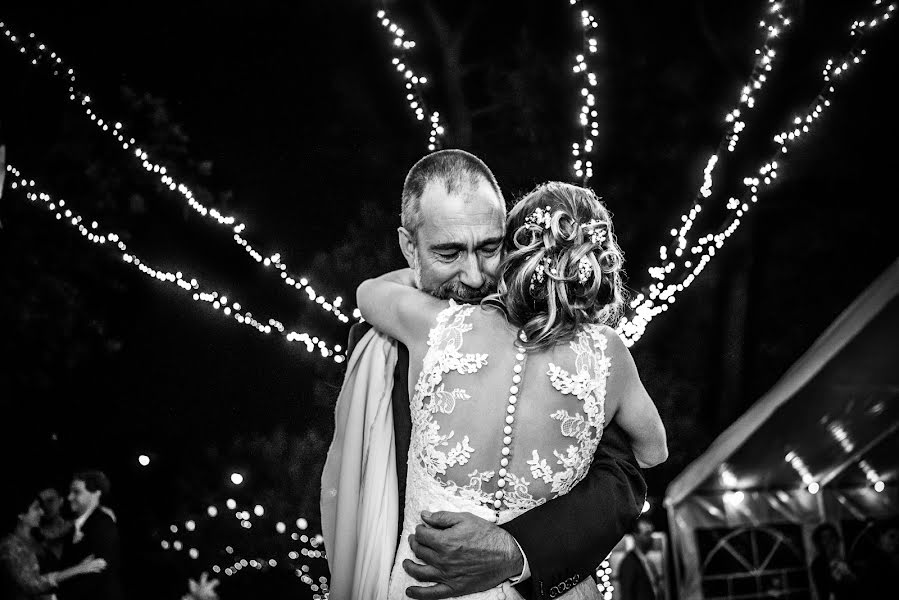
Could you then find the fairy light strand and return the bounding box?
[4,162,346,363]
[3,6,892,349]
[0,21,356,326]
[595,559,613,597]
[568,0,600,183]
[160,499,329,596]
[650,0,796,281]
[162,546,329,598]
[618,5,894,345]
[375,8,446,151]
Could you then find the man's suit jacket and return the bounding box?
[617,550,656,600]
[348,322,646,600]
[59,508,123,600]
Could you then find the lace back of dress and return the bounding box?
[409,302,611,523]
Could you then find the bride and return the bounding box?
[355,181,667,599]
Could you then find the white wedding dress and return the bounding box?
[387,301,614,600]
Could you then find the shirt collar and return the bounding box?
[74,503,98,532]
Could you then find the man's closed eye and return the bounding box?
[436,251,461,262]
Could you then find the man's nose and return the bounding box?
[458,253,485,289]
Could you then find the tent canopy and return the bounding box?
[667,257,899,507]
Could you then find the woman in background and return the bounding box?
[1,489,106,600]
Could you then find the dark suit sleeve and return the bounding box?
[501,422,646,599]
[60,511,123,600]
[93,513,123,600]
[88,514,121,568]
[347,322,373,357]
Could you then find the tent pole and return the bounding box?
[666,500,684,600]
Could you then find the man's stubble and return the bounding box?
[413,246,497,303]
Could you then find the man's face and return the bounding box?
[38,488,63,519]
[634,521,654,553]
[400,180,505,302]
[68,480,99,517]
[880,526,899,555]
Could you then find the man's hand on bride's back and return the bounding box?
[403,510,523,599]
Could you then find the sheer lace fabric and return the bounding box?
[388,301,612,600]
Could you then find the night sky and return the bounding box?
[1,1,897,597]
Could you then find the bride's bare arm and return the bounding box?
[356,268,446,347]
[605,329,668,469]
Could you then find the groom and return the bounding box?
[346,149,646,600]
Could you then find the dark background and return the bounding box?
[1,1,896,597]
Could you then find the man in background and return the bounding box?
[59,470,123,600]
[618,517,660,600]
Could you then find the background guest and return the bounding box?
[858,518,899,600]
[36,487,72,572]
[58,470,123,600]
[618,516,661,600]
[809,522,857,600]
[1,488,106,600]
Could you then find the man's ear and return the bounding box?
[397,227,417,268]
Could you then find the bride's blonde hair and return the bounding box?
[484,182,625,351]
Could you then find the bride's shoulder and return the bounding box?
[471,303,514,328]
[552,323,627,361]
[582,323,625,347]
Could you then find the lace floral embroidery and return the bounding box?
[502,472,547,512]
[410,302,491,502]
[410,305,610,513]
[529,325,609,497]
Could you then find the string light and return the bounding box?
[724,490,746,504]
[828,422,855,453]
[159,498,330,596]
[172,548,330,597]
[620,0,797,344]
[568,0,600,183]
[594,558,613,598]
[1,22,356,326]
[3,5,892,365]
[785,450,816,488]
[618,3,893,346]
[644,0,795,284]
[5,162,346,363]
[858,459,882,486]
[376,8,446,151]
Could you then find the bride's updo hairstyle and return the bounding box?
[484,181,625,351]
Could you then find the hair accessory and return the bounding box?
[530,256,554,292]
[525,206,554,230]
[577,256,594,284]
[582,219,607,245]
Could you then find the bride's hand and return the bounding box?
[77,555,107,574]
